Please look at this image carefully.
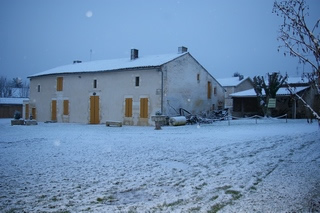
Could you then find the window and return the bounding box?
[135,76,140,87]
[207,81,212,99]
[93,79,97,88]
[63,100,69,115]
[57,77,63,91]
[37,85,41,92]
[125,98,133,117]
[140,98,148,118]
[197,74,200,82]
[214,87,217,95]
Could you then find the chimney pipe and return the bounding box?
[178,46,188,54]
[131,49,139,60]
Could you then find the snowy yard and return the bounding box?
[0,118,320,213]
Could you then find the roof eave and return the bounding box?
[28,65,161,78]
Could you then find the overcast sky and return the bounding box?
[1,0,319,81]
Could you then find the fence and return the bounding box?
[226,114,288,126]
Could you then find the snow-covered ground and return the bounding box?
[0,118,319,213]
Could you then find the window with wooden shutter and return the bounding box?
[140,98,148,118]
[57,77,63,91]
[125,98,132,117]
[63,100,69,115]
[207,81,212,99]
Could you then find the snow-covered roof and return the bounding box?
[286,76,309,84]
[217,77,251,87]
[230,86,309,98]
[29,52,188,78]
[0,98,29,105]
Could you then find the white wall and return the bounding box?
[163,54,225,116]
[29,69,162,125]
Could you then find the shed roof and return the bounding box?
[29,52,188,78]
[230,86,309,98]
[0,98,29,105]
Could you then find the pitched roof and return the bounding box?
[0,98,29,105]
[29,52,188,78]
[217,77,251,87]
[230,86,309,98]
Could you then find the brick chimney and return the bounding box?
[178,46,188,54]
[131,49,139,60]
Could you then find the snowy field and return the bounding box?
[0,118,320,213]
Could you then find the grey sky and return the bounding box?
[1,0,319,81]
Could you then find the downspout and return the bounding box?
[158,67,164,114]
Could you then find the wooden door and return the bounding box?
[51,100,57,121]
[31,108,36,120]
[140,98,148,118]
[90,96,100,124]
[125,98,133,117]
[63,100,69,115]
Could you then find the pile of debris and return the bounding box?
[170,108,229,126]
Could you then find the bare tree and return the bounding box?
[20,80,30,98]
[11,77,23,88]
[0,76,11,97]
[253,72,287,117]
[273,0,320,123]
[273,0,320,90]
[0,76,29,98]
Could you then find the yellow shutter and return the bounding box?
[140,98,148,118]
[51,100,57,121]
[90,96,95,124]
[25,104,29,119]
[63,100,69,115]
[32,108,36,120]
[125,98,133,117]
[90,96,99,124]
[57,77,63,91]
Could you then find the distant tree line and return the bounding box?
[0,76,29,98]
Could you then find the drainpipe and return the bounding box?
[158,67,164,114]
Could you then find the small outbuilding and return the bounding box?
[217,76,253,111]
[230,77,319,118]
[0,98,28,118]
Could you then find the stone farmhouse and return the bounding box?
[25,47,225,125]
